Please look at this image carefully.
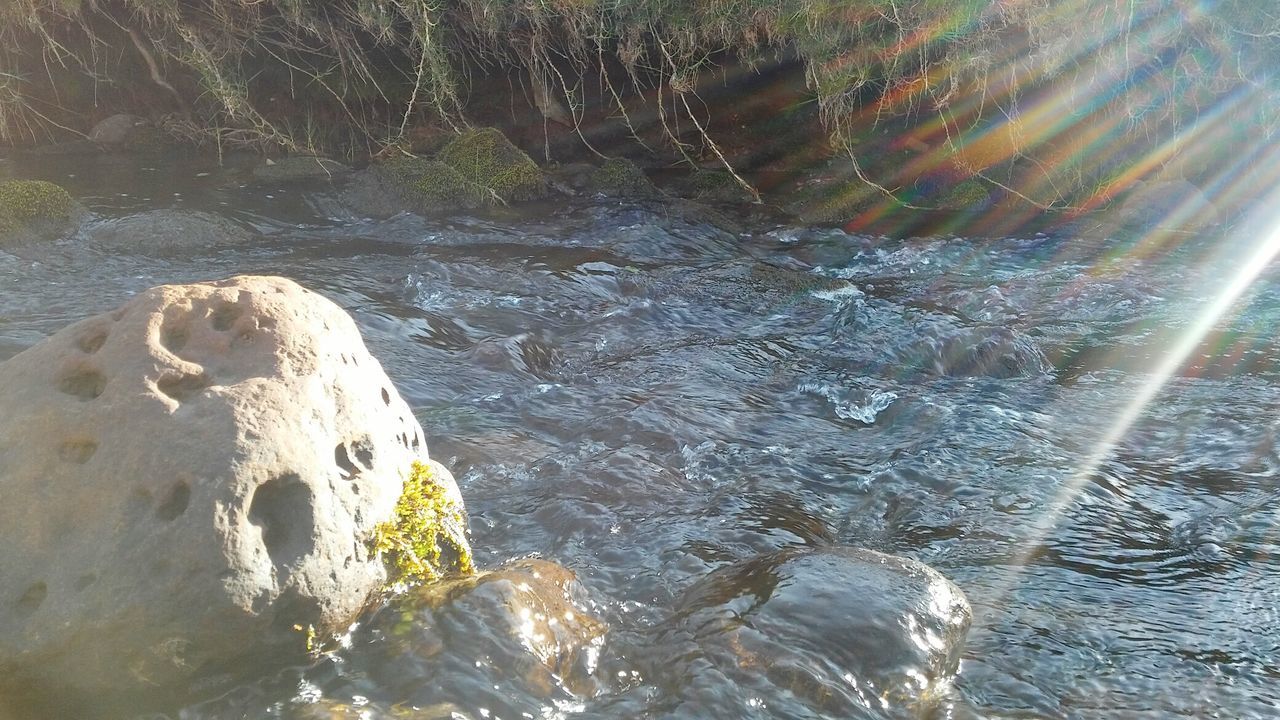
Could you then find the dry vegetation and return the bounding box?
[1,1,1277,203]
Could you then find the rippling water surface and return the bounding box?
[3,154,1279,719]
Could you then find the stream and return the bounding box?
[2,152,1279,719]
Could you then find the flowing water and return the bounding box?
[2,153,1280,719]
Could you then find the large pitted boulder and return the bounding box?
[0,275,468,714]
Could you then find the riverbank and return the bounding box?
[1,1,1276,239]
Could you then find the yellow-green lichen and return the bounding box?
[372,461,474,586]
[438,128,546,202]
[0,179,74,232]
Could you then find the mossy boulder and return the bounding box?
[438,128,547,202]
[684,169,755,204]
[782,178,880,225]
[0,180,80,243]
[587,157,658,198]
[342,156,495,217]
[936,178,992,211]
[383,156,493,210]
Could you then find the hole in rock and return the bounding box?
[353,439,375,469]
[161,324,190,354]
[381,388,391,405]
[57,365,106,400]
[270,591,321,634]
[15,582,47,616]
[77,329,108,354]
[74,574,97,592]
[158,371,210,402]
[412,432,422,452]
[155,480,191,521]
[210,303,242,332]
[335,443,358,480]
[57,438,98,464]
[249,473,315,570]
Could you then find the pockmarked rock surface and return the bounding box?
[664,546,971,717]
[0,275,466,712]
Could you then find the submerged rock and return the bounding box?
[0,275,468,715]
[663,546,971,717]
[86,209,257,255]
[188,558,608,717]
[362,558,607,699]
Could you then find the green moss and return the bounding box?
[379,156,492,210]
[0,180,74,229]
[937,178,990,210]
[588,157,656,198]
[372,461,474,587]
[438,128,546,202]
[784,179,880,225]
[689,169,753,203]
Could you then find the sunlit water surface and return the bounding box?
[2,154,1279,719]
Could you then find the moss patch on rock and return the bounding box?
[937,178,991,210]
[783,179,881,225]
[588,158,658,198]
[688,169,754,204]
[372,461,474,586]
[380,156,494,211]
[438,128,547,203]
[0,180,75,232]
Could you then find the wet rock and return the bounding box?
[89,113,148,145]
[251,156,352,183]
[438,127,548,203]
[0,179,83,246]
[664,546,970,717]
[364,558,607,700]
[900,325,1050,379]
[86,209,257,256]
[1112,178,1220,232]
[343,156,494,217]
[0,275,467,715]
